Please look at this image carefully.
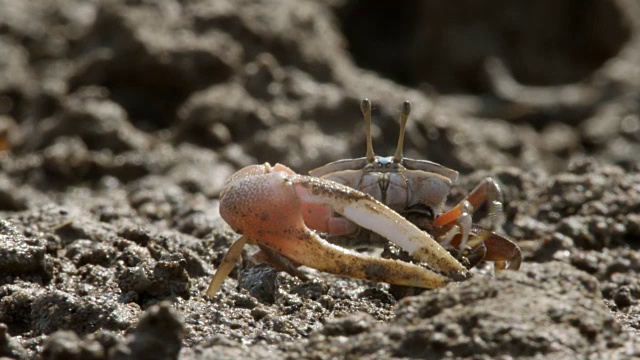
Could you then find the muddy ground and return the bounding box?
[0,0,639,359]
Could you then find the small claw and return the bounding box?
[219,163,470,288]
[480,231,522,270]
[436,226,521,272]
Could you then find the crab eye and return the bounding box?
[405,203,435,221]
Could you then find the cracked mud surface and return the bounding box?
[0,0,639,359]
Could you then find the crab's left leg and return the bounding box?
[206,235,251,296]
[434,177,503,250]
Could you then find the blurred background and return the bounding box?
[1,0,639,188]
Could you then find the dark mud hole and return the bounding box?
[1,1,639,359]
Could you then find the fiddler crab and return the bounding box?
[206,99,521,297]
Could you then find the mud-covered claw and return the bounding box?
[441,226,522,271]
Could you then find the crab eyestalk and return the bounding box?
[361,98,375,163]
[393,100,411,162]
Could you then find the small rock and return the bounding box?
[358,287,395,304]
[238,265,279,304]
[613,286,633,308]
[290,280,328,301]
[116,302,184,360]
[0,220,52,284]
[321,312,375,337]
[41,330,104,360]
[0,322,28,360]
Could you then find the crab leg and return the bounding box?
[206,235,250,296]
[439,200,474,249]
[479,231,522,270]
[218,165,470,292]
[434,177,504,250]
[434,177,503,229]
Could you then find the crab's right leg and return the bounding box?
[434,177,503,249]
[475,231,522,270]
[219,165,470,290]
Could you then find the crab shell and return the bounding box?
[311,156,458,220]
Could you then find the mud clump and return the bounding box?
[40,302,183,360]
[296,263,632,359]
[0,220,52,284]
